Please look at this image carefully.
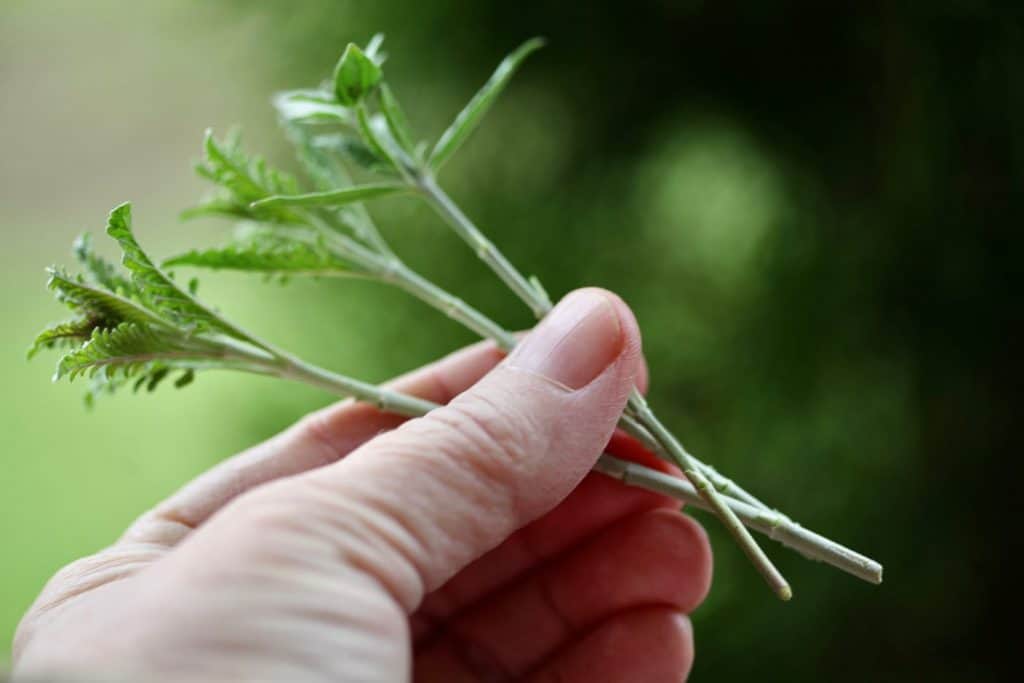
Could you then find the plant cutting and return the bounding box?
[31,35,882,599]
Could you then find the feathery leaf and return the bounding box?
[55,323,222,382]
[72,233,134,294]
[186,130,304,225]
[46,268,165,328]
[163,236,358,277]
[105,203,251,340]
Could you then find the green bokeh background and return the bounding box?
[1,1,1014,679]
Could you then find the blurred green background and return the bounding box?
[1,1,1014,679]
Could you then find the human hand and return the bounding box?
[13,288,712,681]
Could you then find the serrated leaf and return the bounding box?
[54,323,220,382]
[253,183,406,210]
[164,239,358,277]
[47,268,166,328]
[28,317,103,359]
[429,37,545,171]
[333,43,383,106]
[34,205,287,402]
[73,233,134,294]
[105,203,249,341]
[187,130,304,225]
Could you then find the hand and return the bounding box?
[13,289,712,682]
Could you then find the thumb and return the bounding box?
[289,288,642,611]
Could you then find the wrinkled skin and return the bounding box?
[14,289,712,682]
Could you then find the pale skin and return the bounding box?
[13,289,713,681]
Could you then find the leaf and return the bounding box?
[164,238,358,277]
[52,322,239,401]
[187,130,304,225]
[273,90,352,125]
[253,183,406,210]
[73,233,134,294]
[105,203,249,340]
[283,126,356,190]
[379,83,414,153]
[304,131,392,176]
[281,124,394,251]
[356,106,398,169]
[46,268,165,328]
[33,205,284,401]
[28,317,103,359]
[333,43,383,106]
[55,323,200,382]
[429,37,545,171]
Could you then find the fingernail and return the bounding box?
[508,289,623,390]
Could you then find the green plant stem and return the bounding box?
[383,261,518,349]
[626,389,791,599]
[592,455,883,584]
[618,412,773,511]
[387,258,777,515]
[275,353,436,415]
[414,171,793,599]
[362,241,776,515]
[254,343,881,585]
[416,174,552,318]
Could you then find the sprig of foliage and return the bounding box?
[246,35,796,597]
[32,35,882,595]
[31,206,280,402]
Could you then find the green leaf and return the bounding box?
[379,83,414,153]
[281,124,395,252]
[73,233,134,294]
[164,239,358,277]
[174,368,196,388]
[253,183,406,210]
[283,126,356,190]
[429,37,545,171]
[301,131,392,176]
[28,317,103,359]
[33,205,286,401]
[273,90,352,125]
[54,322,222,382]
[187,130,304,225]
[105,203,249,340]
[333,43,383,106]
[356,105,399,169]
[49,322,251,403]
[46,268,165,328]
